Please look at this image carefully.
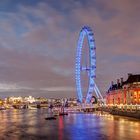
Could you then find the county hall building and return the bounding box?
[106,74,140,106]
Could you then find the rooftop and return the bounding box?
[107,74,140,93]
[123,74,140,84]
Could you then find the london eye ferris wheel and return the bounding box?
[75,26,103,103]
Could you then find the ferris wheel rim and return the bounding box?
[75,26,96,103]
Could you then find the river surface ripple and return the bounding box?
[0,109,139,140]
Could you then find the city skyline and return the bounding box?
[0,0,140,98]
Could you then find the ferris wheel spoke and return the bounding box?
[81,66,90,71]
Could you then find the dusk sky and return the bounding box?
[0,0,140,98]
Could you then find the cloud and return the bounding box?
[0,83,33,92]
[0,0,139,98]
[40,86,75,92]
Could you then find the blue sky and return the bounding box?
[0,0,140,98]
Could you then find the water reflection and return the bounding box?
[58,116,64,140]
[0,110,139,140]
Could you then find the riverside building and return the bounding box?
[106,74,140,107]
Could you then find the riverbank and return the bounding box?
[110,110,140,119]
[102,107,140,119]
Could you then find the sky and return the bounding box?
[0,0,140,98]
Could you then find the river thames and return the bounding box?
[0,109,139,140]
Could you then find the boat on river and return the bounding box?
[45,104,56,120]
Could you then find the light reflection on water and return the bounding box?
[0,110,139,140]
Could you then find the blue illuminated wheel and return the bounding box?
[75,26,102,103]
